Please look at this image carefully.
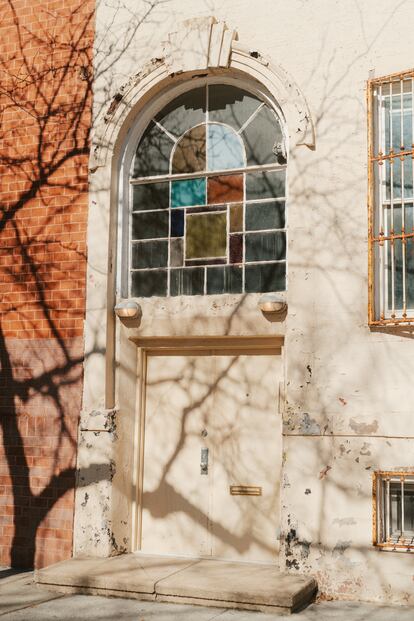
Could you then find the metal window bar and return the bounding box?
[400,81,407,316]
[389,80,396,317]
[385,478,391,541]
[368,69,414,325]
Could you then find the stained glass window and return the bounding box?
[129,84,287,297]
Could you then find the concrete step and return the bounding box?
[35,553,317,614]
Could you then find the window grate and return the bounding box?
[368,69,414,325]
[373,471,414,550]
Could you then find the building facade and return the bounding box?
[2,0,414,606]
[0,0,93,568]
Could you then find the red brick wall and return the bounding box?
[0,0,94,568]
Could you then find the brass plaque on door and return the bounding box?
[230,485,262,496]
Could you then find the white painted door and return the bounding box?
[140,349,282,562]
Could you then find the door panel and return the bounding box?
[141,354,212,556]
[140,349,282,562]
[208,354,281,562]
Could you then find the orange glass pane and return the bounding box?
[208,174,243,204]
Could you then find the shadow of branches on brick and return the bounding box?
[0,0,163,569]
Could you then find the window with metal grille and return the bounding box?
[368,70,414,325]
[373,472,414,550]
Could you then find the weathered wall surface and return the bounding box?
[0,0,93,568]
[77,0,414,604]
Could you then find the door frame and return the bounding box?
[130,335,284,552]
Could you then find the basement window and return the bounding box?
[373,472,414,550]
[368,69,414,325]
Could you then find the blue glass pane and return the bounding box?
[171,209,184,237]
[171,178,206,207]
[207,124,245,171]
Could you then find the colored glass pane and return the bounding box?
[186,212,227,259]
[172,125,206,174]
[245,232,286,262]
[131,270,167,297]
[132,211,169,240]
[208,174,243,204]
[208,85,261,131]
[171,209,184,237]
[133,122,173,178]
[245,201,285,231]
[229,234,243,264]
[230,204,243,232]
[245,263,286,293]
[171,178,206,207]
[132,182,169,211]
[155,87,206,137]
[245,171,285,200]
[131,240,168,269]
[207,123,244,171]
[206,265,243,294]
[170,268,204,296]
[129,84,287,299]
[170,238,184,267]
[242,106,283,166]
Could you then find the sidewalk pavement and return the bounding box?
[1,567,414,620]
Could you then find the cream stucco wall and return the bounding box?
[73,0,414,604]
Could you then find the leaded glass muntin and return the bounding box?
[127,78,287,298]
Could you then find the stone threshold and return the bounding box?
[35,553,317,614]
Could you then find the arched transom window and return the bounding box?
[129,83,287,297]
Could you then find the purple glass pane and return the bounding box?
[229,234,243,264]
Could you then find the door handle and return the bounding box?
[200,447,209,475]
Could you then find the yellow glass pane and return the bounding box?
[186,212,227,259]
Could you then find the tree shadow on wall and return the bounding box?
[0,0,166,569]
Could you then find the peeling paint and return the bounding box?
[319,465,332,479]
[349,418,379,434]
[284,521,311,571]
[360,442,371,456]
[105,92,123,120]
[298,413,321,435]
[332,541,351,557]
